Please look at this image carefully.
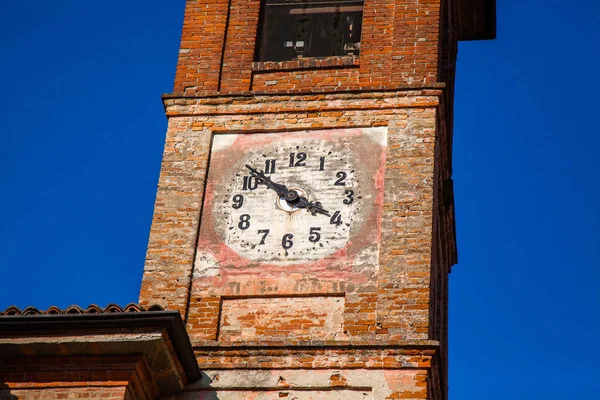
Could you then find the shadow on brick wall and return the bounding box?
[0,383,17,400]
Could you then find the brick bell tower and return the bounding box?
[140,1,495,399]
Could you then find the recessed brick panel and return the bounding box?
[219,296,345,342]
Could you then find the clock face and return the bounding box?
[220,139,359,263]
[195,127,386,272]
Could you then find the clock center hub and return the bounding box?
[285,190,300,203]
[277,187,306,213]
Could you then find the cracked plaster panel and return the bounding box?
[184,390,371,400]
[192,127,386,294]
[184,369,426,399]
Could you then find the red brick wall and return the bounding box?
[1,387,128,400]
[0,355,156,400]
[172,0,444,95]
[140,91,443,342]
[174,0,229,93]
[139,0,463,398]
[219,0,261,92]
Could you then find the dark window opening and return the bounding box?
[256,0,364,62]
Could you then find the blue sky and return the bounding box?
[1,1,599,399]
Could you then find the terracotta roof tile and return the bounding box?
[104,304,122,313]
[46,306,62,314]
[22,306,42,315]
[0,303,165,316]
[85,304,103,313]
[64,305,84,314]
[3,306,21,316]
[123,304,144,312]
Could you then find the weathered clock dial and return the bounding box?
[195,127,386,273]
[221,140,360,262]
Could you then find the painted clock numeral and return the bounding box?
[258,229,270,245]
[334,171,347,186]
[232,194,244,209]
[282,233,294,249]
[265,159,276,174]
[319,157,326,171]
[289,152,307,167]
[308,227,321,243]
[330,211,342,226]
[238,214,251,230]
[343,190,354,205]
[242,175,259,190]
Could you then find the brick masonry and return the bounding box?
[140,89,453,399]
[136,0,487,398]
[0,355,154,400]
[173,0,445,95]
[1,387,128,400]
[219,295,346,342]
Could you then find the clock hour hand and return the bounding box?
[295,196,331,217]
[245,164,288,197]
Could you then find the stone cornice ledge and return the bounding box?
[164,83,447,100]
[162,90,444,117]
[192,339,440,349]
[191,340,441,371]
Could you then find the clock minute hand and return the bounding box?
[245,164,288,197]
[245,165,329,216]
